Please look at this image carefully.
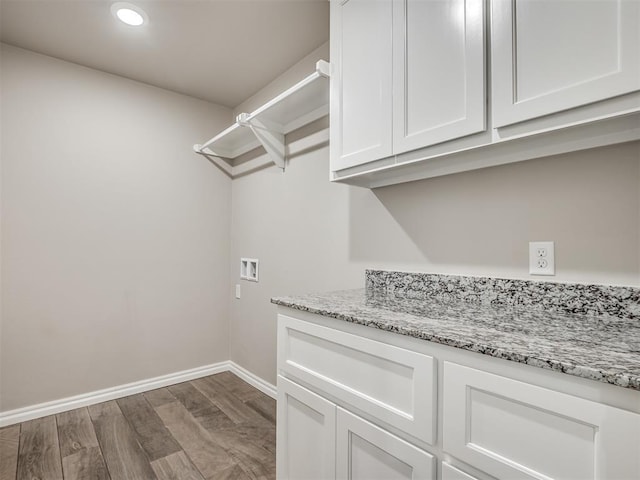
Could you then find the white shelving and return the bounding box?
[194,60,330,175]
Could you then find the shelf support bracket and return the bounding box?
[192,144,233,177]
[237,113,286,171]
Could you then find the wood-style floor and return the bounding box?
[0,372,276,480]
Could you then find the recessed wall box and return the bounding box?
[240,258,259,282]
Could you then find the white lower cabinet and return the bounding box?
[442,362,640,480]
[276,375,335,480]
[441,463,479,480]
[277,314,436,446]
[276,374,434,480]
[277,309,640,480]
[336,407,435,480]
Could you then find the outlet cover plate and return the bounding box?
[529,241,555,275]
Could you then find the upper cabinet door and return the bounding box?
[393,0,486,154]
[330,0,394,171]
[492,0,640,127]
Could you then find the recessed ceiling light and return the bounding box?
[111,2,147,26]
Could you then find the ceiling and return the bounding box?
[0,0,329,108]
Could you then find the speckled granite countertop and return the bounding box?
[271,271,640,391]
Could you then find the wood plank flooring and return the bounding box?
[0,372,276,480]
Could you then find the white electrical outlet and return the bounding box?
[235,284,241,299]
[529,241,555,275]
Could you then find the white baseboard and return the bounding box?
[0,361,276,427]
[228,361,277,399]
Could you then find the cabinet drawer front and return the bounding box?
[278,314,436,445]
[336,407,435,480]
[492,0,640,127]
[277,376,336,480]
[443,362,640,480]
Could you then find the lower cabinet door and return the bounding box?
[277,375,336,480]
[443,362,640,480]
[336,407,435,480]
[441,462,479,480]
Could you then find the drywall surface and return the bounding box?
[230,135,640,385]
[0,45,233,411]
[233,42,329,118]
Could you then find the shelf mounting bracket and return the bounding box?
[237,113,286,171]
[192,144,233,177]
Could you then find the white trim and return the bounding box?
[0,362,229,427]
[228,361,277,399]
[0,361,277,427]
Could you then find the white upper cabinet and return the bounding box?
[492,0,640,127]
[330,0,486,171]
[329,0,640,188]
[330,0,394,170]
[393,0,486,154]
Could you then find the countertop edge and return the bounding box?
[271,297,639,391]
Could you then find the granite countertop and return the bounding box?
[271,271,640,391]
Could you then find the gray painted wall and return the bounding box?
[2,41,638,411]
[230,135,640,386]
[228,45,640,386]
[1,45,233,411]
